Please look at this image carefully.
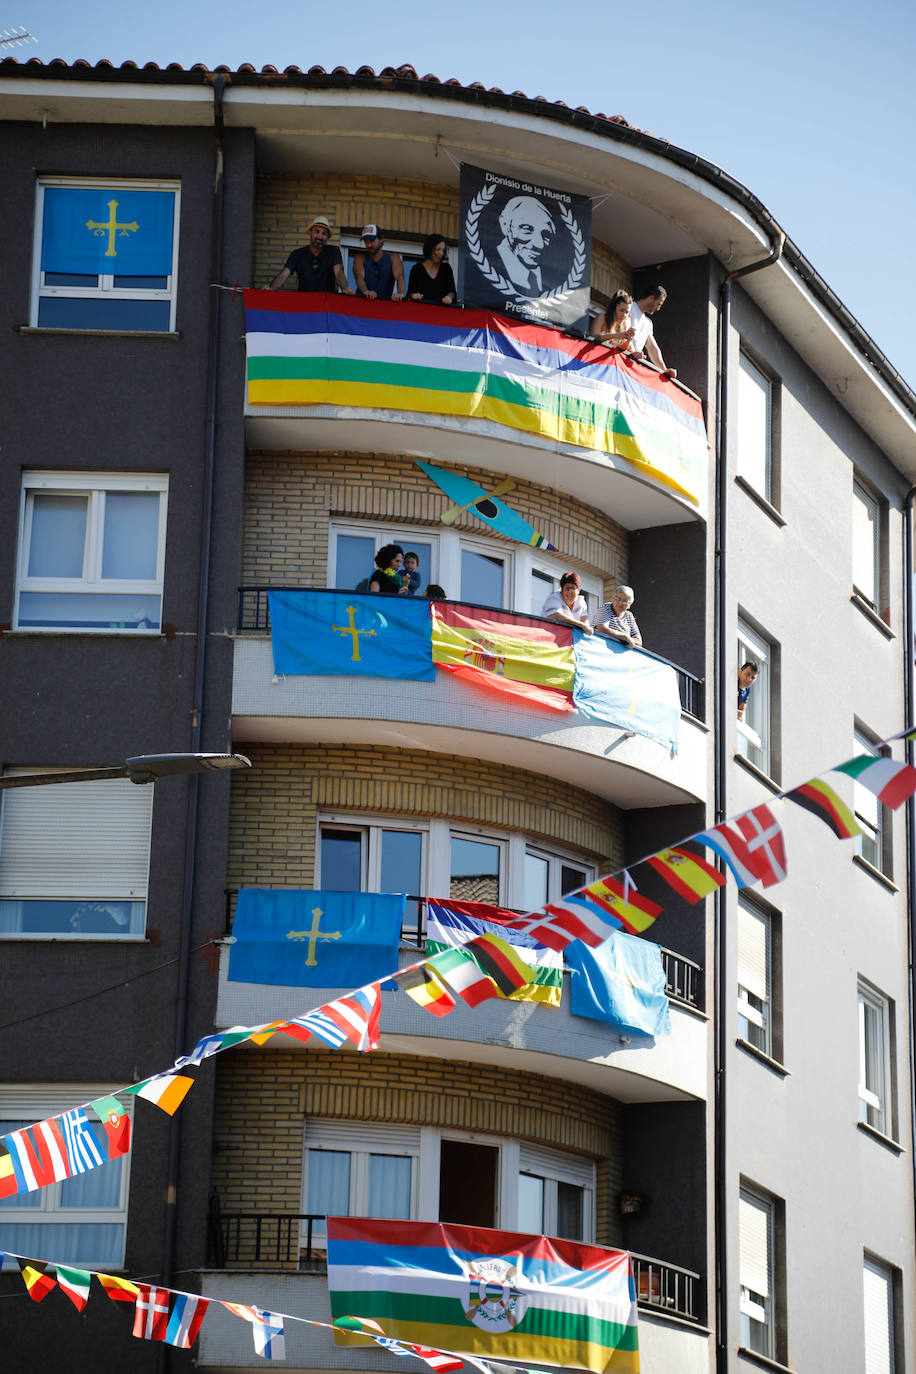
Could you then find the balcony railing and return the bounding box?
[631,1251,700,1323]
[234,586,705,720]
[208,1201,700,1323]
[222,890,704,1012]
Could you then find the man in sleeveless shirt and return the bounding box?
[353,224,406,301]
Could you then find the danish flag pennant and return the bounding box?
[735,802,787,887]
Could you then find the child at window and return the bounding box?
[401,552,422,596]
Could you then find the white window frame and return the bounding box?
[858,981,892,1136]
[317,814,595,928]
[15,471,169,635]
[517,1142,595,1241]
[301,1120,595,1242]
[0,770,153,941]
[736,351,773,500]
[329,518,603,620]
[737,896,773,1058]
[739,1185,775,1359]
[31,177,181,332]
[853,730,887,874]
[0,1085,132,1270]
[863,1254,896,1374]
[852,478,881,611]
[737,618,772,775]
[523,845,594,910]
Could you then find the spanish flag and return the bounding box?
[646,845,726,902]
[431,602,575,712]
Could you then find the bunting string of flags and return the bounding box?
[0,1250,541,1369]
[3,730,915,1210]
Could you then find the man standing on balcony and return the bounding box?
[630,287,677,378]
[353,225,405,301]
[267,216,353,294]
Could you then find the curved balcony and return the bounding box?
[213,942,707,1105]
[244,293,708,529]
[231,591,707,809]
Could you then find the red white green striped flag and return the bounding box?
[833,754,916,810]
[55,1265,92,1312]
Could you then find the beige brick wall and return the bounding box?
[226,743,624,890]
[242,451,629,591]
[212,1049,624,1253]
[253,172,630,302]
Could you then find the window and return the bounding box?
[737,617,776,778]
[737,897,780,1061]
[528,563,602,620]
[739,1185,781,1360]
[863,1255,898,1374]
[858,981,894,1137]
[0,773,153,939]
[32,178,180,331]
[339,235,432,297]
[736,352,776,503]
[852,730,891,877]
[852,478,883,613]
[301,1121,595,1242]
[331,525,438,596]
[0,1086,132,1268]
[302,1121,420,1245]
[317,815,594,938]
[460,543,506,608]
[15,472,168,633]
[517,1144,594,1241]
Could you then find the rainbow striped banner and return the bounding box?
[327,1217,639,1373]
[244,292,706,504]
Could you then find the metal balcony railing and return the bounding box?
[209,1201,700,1324]
[631,1251,700,1322]
[234,586,705,721]
[221,891,704,1012]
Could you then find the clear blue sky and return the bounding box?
[11,0,916,386]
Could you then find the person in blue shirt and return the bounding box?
[738,661,759,719]
[353,224,405,301]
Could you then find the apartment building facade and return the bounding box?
[0,57,913,1374]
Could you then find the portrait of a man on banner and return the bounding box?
[459,163,592,332]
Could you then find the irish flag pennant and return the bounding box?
[833,754,916,810]
[55,1265,92,1312]
[124,1072,195,1116]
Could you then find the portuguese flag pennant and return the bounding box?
[326,1217,639,1374]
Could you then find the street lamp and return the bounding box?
[0,752,251,789]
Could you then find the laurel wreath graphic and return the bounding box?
[465,183,587,304]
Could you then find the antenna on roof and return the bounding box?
[0,25,37,49]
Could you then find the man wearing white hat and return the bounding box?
[268,215,353,293]
[353,225,405,301]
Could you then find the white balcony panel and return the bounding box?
[214,947,707,1104]
[245,412,706,529]
[198,1271,709,1372]
[232,638,707,809]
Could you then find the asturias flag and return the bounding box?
[572,636,681,754]
[228,888,406,987]
[327,1217,639,1373]
[268,589,435,681]
[565,929,670,1039]
[41,186,175,276]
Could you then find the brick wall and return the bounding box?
[212,1048,624,1252]
[242,451,629,593]
[226,743,624,890]
[253,173,630,302]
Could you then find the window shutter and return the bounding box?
[0,776,152,899]
[737,903,769,1002]
[739,1191,771,1298]
[863,1259,893,1374]
[305,1120,421,1154]
[520,1143,595,1189]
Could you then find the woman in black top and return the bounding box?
[407,234,456,305]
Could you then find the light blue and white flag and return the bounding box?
[573,635,681,753]
[566,928,670,1039]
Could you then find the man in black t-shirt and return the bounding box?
[267,215,353,294]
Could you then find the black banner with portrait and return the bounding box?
[458,164,592,333]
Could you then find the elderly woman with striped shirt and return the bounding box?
[595,584,642,648]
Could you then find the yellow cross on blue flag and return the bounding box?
[228,889,406,987]
[41,187,175,276]
[268,590,435,679]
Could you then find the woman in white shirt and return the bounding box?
[540,572,594,634]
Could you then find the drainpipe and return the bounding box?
[713,230,785,1374]
[904,486,916,1244]
[160,71,227,1323]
